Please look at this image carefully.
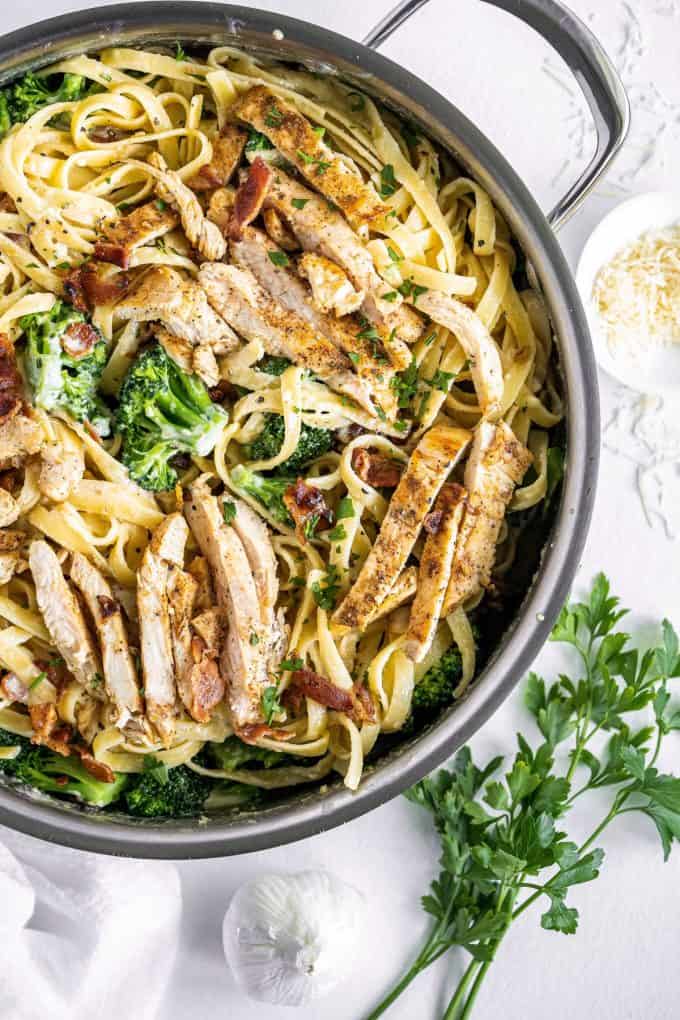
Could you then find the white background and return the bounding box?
[3,1,680,1018]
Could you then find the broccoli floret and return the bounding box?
[115,343,229,491]
[412,646,463,714]
[0,729,128,807]
[21,300,110,433]
[3,72,88,126]
[231,463,294,526]
[257,355,292,377]
[209,736,292,771]
[204,782,263,810]
[245,128,274,154]
[124,761,212,818]
[0,94,9,138]
[246,414,333,472]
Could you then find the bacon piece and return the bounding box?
[286,668,355,715]
[61,322,99,359]
[0,193,17,213]
[64,263,130,312]
[0,671,28,704]
[236,723,294,744]
[76,747,116,783]
[187,124,247,191]
[188,634,225,723]
[352,448,403,488]
[353,681,376,723]
[283,478,333,544]
[0,334,24,424]
[229,157,273,241]
[29,703,72,757]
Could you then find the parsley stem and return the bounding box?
[440,959,481,1020]
[456,959,492,1020]
[363,929,450,1020]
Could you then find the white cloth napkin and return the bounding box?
[0,827,182,1020]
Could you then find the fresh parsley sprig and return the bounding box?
[366,574,680,1020]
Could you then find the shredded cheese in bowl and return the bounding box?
[592,225,680,362]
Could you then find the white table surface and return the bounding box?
[3,1,680,1018]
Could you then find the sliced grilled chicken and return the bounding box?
[70,552,142,724]
[298,252,364,317]
[154,328,194,373]
[29,540,104,697]
[261,168,423,343]
[206,187,235,234]
[332,425,472,633]
[94,200,179,269]
[137,513,188,744]
[187,555,214,612]
[262,207,299,251]
[146,151,227,261]
[230,496,279,613]
[362,565,418,627]
[0,489,20,528]
[229,226,400,415]
[405,483,468,662]
[0,413,42,470]
[0,333,25,424]
[190,607,223,650]
[415,291,504,417]
[115,266,239,353]
[232,85,387,229]
[186,124,247,191]
[167,566,225,723]
[184,479,270,729]
[199,261,385,419]
[39,439,84,503]
[442,421,533,615]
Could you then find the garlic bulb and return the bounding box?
[223,869,364,1006]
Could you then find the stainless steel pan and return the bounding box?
[0,0,628,857]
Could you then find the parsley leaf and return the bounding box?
[222,499,237,525]
[267,250,289,267]
[311,564,341,611]
[336,497,354,519]
[261,685,282,723]
[379,164,398,198]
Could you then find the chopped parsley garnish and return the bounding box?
[387,245,403,263]
[347,91,365,112]
[291,197,309,209]
[336,497,354,519]
[264,102,284,128]
[154,198,167,212]
[261,685,282,723]
[428,369,455,393]
[398,278,428,302]
[381,291,399,302]
[222,500,237,525]
[379,164,398,198]
[390,358,419,408]
[267,250,290,267]
[175,42,186,61]
[249,632,260,646]
[348,351,360,366]
[311,563,341,611]
[327,523,347,542]
[279,657,304,672]
[303,513,320,541]
[28,672,46,691]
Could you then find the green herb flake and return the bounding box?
[379,164,398,198]
[249,632,260,646]
[222,500,237,525]
[28,671,46,691]
[175,42,186,62]
[279,656,304,672]
[291,197,309,210]
[428,369,455,393]
[311,563,341,611]
[267,250,290,267]
[261,685,282,724]
[327,523,347,542]
[381,291,399,302]
[336,496,354,520]
[387,245,403,263]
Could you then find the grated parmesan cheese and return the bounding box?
[593,226,680,361]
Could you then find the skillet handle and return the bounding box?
[363,0,630,230]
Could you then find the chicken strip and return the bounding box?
[332,425,471,633]
[0,413,42,470]
[39,439,84,503]
[442,421,533,615]
[362,566,418,627]
[29,540,103,697]
[415,291,504,418]
[184,479,271,729]
[186,124,247,191]
[167,567,225,724]
[298,252,364,317]
[405,483,468,662]
[137,513,188,744]
[232,85,387,229]
[199,261,385,419]
[94,200,179,269]
[261,168,423,342]
[115,266,239,353]
[229,226,401,415]
[145,151,227,261]
[70,553,142,724]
